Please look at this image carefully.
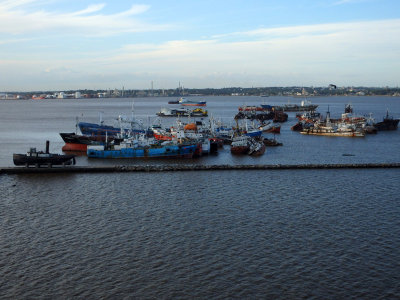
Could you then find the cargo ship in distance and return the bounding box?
[178,97,207,106]
[261,100,318,112]
[156,107,208,117]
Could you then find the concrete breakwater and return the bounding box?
[1,163,400,174]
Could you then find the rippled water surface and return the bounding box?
[1,96,400,298]
[1,170,400,299]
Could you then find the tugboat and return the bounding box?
[13,141,76,167]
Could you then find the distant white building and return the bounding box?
[75,92,81,99]
[57,92,65,99]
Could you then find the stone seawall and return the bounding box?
[1,163,400,175]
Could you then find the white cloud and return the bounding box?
[1,18,400,89]
[69,4,106,16]
[97,18,400,86]
[214,18,400,41]
[0,1,170,36]
[112,19,400,64]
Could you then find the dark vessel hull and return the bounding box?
[60,132,123,152]
[14,140,76,167]
[291,122,303,131]
[78,122,145,137]
[263,138,283,146]
[60,132,106,144]
[262,104,318,112]
[13,153,76,167]
[249,143,266,156]
[230,146,249,154]
[374,119,399,131]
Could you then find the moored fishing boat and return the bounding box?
[238,105,264,112]
[273,111,288,123]
[248,138,266,156]
[244,128,263,137]
[87,136,197,159]
[60,132,103,151]
[230,135,266,155]
[152,128,173,141]
[259,122,281,134]
[78,121,145,137]
[300,122,365,137]
[59,132,124,151]
[296,111,321,122]
[230,135,250,154]
[263,137,283,146]
[233,120,263,137]
[291,122,303,131]
[78,121,122,137]
[374,110,399,131]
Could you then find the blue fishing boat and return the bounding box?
[234,120,263,137]
[244,129,263,137]
[87,136,197,159]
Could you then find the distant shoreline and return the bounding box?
[1,94,400,101]
[1,86,400,99]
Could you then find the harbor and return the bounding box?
[2,0,400,298]
[0,95,399,168]
[1,95,399,300]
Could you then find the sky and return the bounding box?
[1,0,400,91]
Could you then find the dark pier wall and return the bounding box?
[1,163,400,175]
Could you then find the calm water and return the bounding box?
[1,96,400,298]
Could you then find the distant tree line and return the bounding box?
[5,86,400,99]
